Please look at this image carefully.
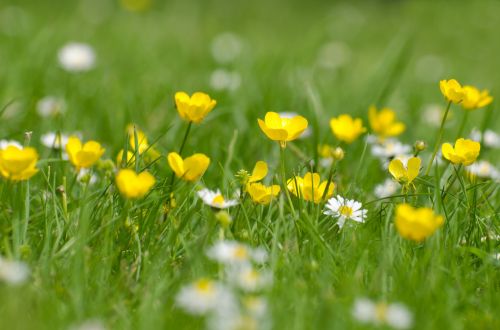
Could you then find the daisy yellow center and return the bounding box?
[479,163,490,176]
[212,194,225,205]
[339,205,353,217]
[233,246,248,260]
[244,269,259,282]
[195,279,214,295]
[375,302,388,322]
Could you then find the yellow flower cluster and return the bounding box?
[440,79,493,110]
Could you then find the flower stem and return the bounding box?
[166,121,193,205]
[279,145,296,217]
[425,100,452,176]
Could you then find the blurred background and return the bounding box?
[0,0,498,168]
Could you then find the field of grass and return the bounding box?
[0,0,499,329]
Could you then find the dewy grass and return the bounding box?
[0,1,499,329]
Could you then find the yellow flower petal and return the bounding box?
[249,161,268,183]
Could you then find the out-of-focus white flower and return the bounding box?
[0,256,30,285]
[470,128,500,149]
[316,41,351,69]
[0,140,23,150]
[352,298,413,329]
[466,161,500,181]
[69,319,107,330]
[323,195,367,229]
[374,179,400,198]
[481,233,500,243]
[211,33,243,64]
[242,296,268,319]
[209,69,241,92]
[371,139,412,160]
[422,104,447,127]
[40,132,70,149]
[207,240,267,266]
[228,265,272,292]
[279,112,312,139]
[176,278,234,315]
[58,42,96,72]
[414,55,444,82]
[198,189,238,209]
[36,96,66,117]
[77,168,98,185]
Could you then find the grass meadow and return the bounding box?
[0,0,499,329]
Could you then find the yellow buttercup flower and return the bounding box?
[329,114,366,144]
[174,91,217,124]
[388,157,421,188]
[167,152,210,182]
[116,149,135,168]
[0,146,39,181]
[257,112,308,147]
[318,144,335,159]
[126,125,161,161]
[441,138,480,166]
[368,106,405,139]
[243,161,280,204]
[66,136,105,170]
[246,183,281,205]
[115,169,155,199]
[287,172,334,204]
[461,86,493,110]
[395,203,444,242]
[439,79,464,104]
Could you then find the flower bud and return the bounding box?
[332,147,345,161]
[414,140,426,152]
[235,169,250,185]
[215,211,233,228]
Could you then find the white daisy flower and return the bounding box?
[58,42,96,72]
[175,278,235,315]
[279,112,312,139]
[198,188,238,209]
[210,69,241,92]
[371,138,412,160]
[374,179,400,198]
[0,256,30,285]
[206,240,267,266]
[40,132,70,149]
[466,160,500,181]
[323,195,367,229]
[470,128,500,149]
[0,140,23,150]
[227,265,272,292]
[211,32,243,64]
[242,296,268,318]
[352,298,413,330]
[36,96,66,117]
